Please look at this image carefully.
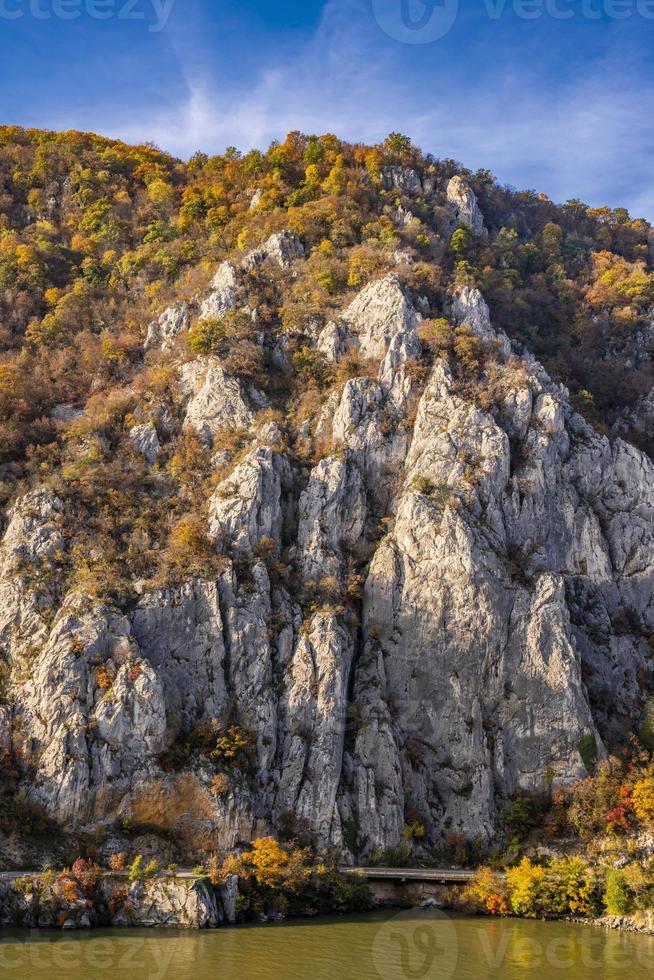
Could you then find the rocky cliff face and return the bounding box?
[0,871,238,929]
[447,175,487,237]
[612,311,654,443]
[1,189,653,864]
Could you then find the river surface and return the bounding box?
[2,910,654,979]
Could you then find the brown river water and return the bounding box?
[2,909,654,979]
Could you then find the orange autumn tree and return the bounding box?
[229,837,312,892]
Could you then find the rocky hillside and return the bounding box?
[0,129,653,865]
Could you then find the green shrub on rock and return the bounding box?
[604,868,630,915]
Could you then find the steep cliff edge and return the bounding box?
[1,199,653,868]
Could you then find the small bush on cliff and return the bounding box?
[56,871,82,905]
[330,871,372,913]
[505,857,599,918]
[188,312,265,383]
[71,857,101,893]
[604,868,630,915]
[236,837,311,892]
[210,772,230,796]
[540,857,599,917]
[410,475,437,498]
[370,840,411,868]
[128,855,145,881]
[207,853,227,886]
[157,719,255,774]
[0,778,53,838]
[506,858,547,917]
[567,763,624,836]
[188,311,253,355]
[403,820,427,841]
[463,867,509,916]
[450,226,472,256]
[211,724,256,767]
[108,852,126,872]
[620,861,653,910]
[442,831,481,867]
[417,317,453,355]
[161,514,224,583]
[453,325,486,375]
[632,777,654,824]
[188,317,226,356]
[95,665,114,691]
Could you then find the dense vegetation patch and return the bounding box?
[0,125,651,479]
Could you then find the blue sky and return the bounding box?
[1,0,653,218]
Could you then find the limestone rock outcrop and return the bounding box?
[0,872,238,928]
[199,261,240,321]
[447,175,486,237]
[381,167,423,196]
[11,594,167,822]
[179,357,253,444]
[145,302,190,352]
[338,273,421,362]
[145,230,304,354]
[242,230,304,271]
[3,269,654,864]
[129,423,161,463]
[208,445,290,555]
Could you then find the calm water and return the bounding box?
[2,910,654,979]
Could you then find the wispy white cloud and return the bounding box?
[412,72,654,218]
[61,0,654,219]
